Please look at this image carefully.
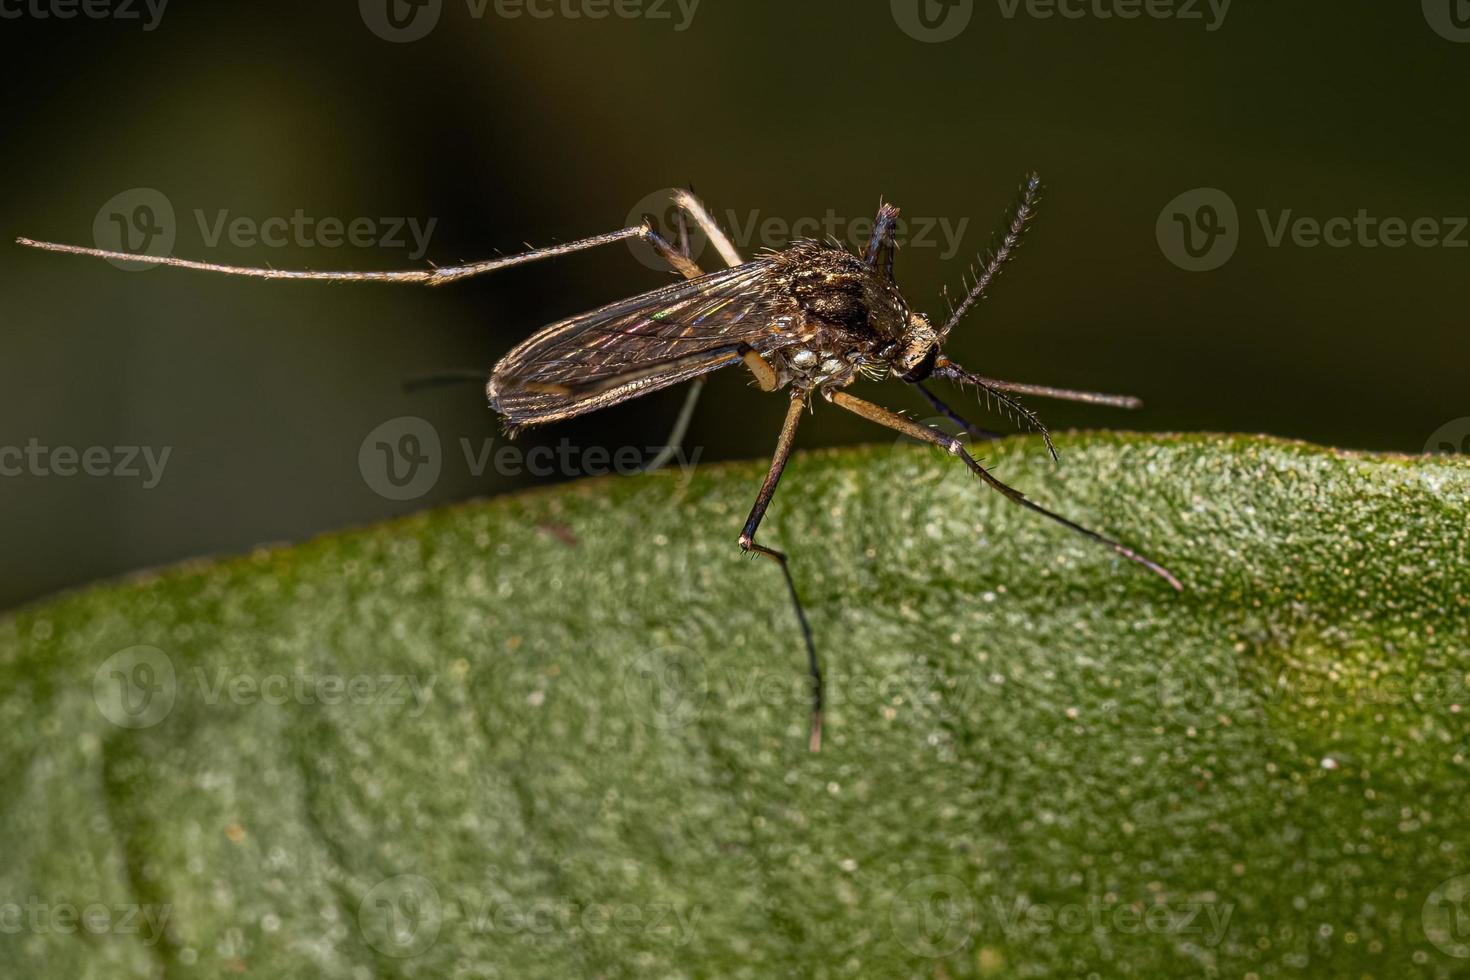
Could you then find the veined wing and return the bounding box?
[488,259,798,426]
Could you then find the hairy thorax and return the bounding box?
[764,241,913,391]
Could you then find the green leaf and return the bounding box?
[3,433,1468,978]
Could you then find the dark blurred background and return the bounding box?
[3,1,1467,610]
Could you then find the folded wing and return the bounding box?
[489,260,798,427]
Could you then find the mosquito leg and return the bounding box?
[16,225,665,284]
[641,210,708,472]
[640,226,702,280]
[740,390,824,752]
[16,215,723,287]
[21,195,739,470]
[642,378,704,474]
[912,381,1004,442]
[638,221,710,472]
[740,346,780,391]
[826,389,1184,591]
[642,189,746,473]
[671,188,743,268]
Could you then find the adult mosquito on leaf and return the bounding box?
[18,173,1182,752]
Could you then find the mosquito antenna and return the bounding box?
[932,358,1058,461]
[938,172,1043,341]
[958,375,1142,410]
[402,370,487,393]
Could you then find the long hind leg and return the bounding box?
[21,190,745,471]
[641,188,745,473]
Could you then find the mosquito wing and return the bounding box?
[488,259,799,427]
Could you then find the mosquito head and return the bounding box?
[892,311,940,382]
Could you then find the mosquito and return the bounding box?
[18,174,1182,751]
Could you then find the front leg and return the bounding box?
[827,389,1183,591]
[740,388,823,751]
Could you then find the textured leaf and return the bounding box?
[3,433,1468,978]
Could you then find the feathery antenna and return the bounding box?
[939,172,1043,341]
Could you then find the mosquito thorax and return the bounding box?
[771,241,911,341]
